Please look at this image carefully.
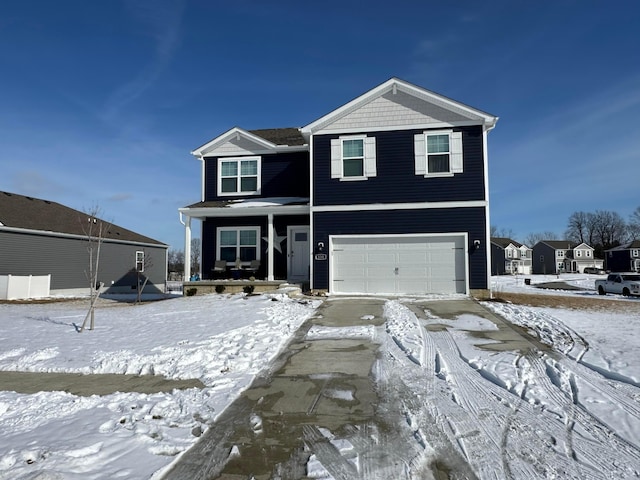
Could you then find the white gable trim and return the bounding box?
[302,78,498,135]
[191,127,307,158]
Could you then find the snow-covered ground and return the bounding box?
[0,276,639,479]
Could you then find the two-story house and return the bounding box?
[180,78,498,297]
[605,240,640,272]
[532,240,603,274]
[490,237,532,275]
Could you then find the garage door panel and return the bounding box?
[331,235,466,295]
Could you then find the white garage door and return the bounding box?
[330,234,467,295]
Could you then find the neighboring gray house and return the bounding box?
[532,240,603,274]
[490,237,532,275]
[605,240,640,272]
[0,191,168,295]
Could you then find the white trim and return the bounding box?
[328,232,469,295]
[217,156,262,197]
[309,136,315,290]
[267,214,274,281]
[179,204,309,219]
[308,120,483,136]
[191,127,308,157]
[311,200,487,213]
[216,226,261,266]
[302,78,498,134]
[135,251,145,272]
[482,128,491,293]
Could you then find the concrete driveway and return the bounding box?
[160,296,541,480]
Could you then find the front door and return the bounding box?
[288,226,310,281]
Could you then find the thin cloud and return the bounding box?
[101,0,186,122]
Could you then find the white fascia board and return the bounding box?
[191,127,278,157]
[0,226,168,248]
[302,77,498,134]
[309,120,484,136]
[179,204,310,219]
[311,200,487,213]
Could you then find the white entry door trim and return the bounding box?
[329,232,469,295]
[287,225,310,281]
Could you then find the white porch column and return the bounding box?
[184,215,192,281]
[267,213,274,281]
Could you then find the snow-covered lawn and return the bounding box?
[0,275,639,479]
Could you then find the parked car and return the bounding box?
[584,267,605,274]
[595,273,640,296]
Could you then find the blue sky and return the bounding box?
[2,1,639,250]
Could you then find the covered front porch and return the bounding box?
[179,198,311,284]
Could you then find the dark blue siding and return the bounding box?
[204,151,309,202]
[313,126,485,206]
[606,251,631,271]
[202,215,309,280]
[312,207,488,290]
[491,244,506,275]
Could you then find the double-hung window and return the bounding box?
[135,251,145,272]
[414,129,463,176]
[217,227,260,264]
[330,135,377,180]
[218,157,260,196]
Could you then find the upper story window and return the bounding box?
[330,135,377,181]
[557,250,565,258]
[586,250,591,257]
[632,249,639,257]
[218,156,261,196]
[506,249,513,258]
[576,250,582,257]
[414,129,463,177]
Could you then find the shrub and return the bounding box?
[243,285,255,295]
[215,284,226,294]
[186,288,197,297]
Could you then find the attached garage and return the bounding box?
[330,234,468,295]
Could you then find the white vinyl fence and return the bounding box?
[0,274,51,300]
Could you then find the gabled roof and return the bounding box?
[606,240,640,251]
[0,191,166,246]
[301,77,498,135]
[192,127,306,158]
[491,237,526,249]
[536,240,577,250]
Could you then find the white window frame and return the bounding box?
[586,250,591,257]
[135,251,145,272]
[330,135,376,181]
[576,250,582,257]
[217,156,261,196]
[216,226,261,266]
[632,249,639,257]
[557,250,565,258]
[414,129,463,177]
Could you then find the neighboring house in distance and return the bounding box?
[532,240,603,274]
[605,240,640,272]
[180,77,498,297]
[490,237,532,275]
[0,191,168,295]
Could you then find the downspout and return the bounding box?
[483,119,498,299]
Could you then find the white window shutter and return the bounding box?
[451,131,463,173]
[330,139,342,178]
[414,134,426,175]
[364,137,376,177]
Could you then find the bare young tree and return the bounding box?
[79,207,110,333]
[525,231,558,247]
[135,249,153,304]
[190,238,201,274]
[168,249,184,275]
[628,207,640,240]
[592,210,626,249]
[490,225,516,240]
